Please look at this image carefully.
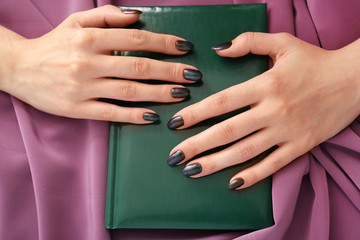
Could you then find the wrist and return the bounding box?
[335,39,360,114]
[0,26,25,93]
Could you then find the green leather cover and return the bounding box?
[105,4,273,230]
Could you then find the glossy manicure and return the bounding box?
[167,116,184,129]
[228,178,245,190]
[183,163,202,177]
[122,9,143,14]
[176,40,194,51]
[167,150,185,166]
[143,112,159,122]
[211,41,232,50]
[171,88,190,98]
[183,69,203,81]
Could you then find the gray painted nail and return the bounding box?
[122,9,143,14]
[183,69,203,81]
[211,41,232,50]
[175,40,194,51]
[167,116,184,129]
[143,112,159,122]
[228,178,245,190]
[183,163,202,176]
[171,88,190,98]
[168,150,185,166]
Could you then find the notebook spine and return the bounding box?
[105,123,120,228]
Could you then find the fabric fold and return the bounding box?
[0,0,359,239]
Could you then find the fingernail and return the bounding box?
[183,69,203,82]
[167,116,184,129]
[167,150,185,166]
[171,88,190,98]
[175,40,194,51]
[183,163,202,176]
[122,9,143,14]
[143,112,159,122]
[211,41,232,50]
[228,178,244,190]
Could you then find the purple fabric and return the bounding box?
[0,0,359,239]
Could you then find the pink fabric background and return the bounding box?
[0,0,359,239]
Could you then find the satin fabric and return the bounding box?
[0,0,359,239]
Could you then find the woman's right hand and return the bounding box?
[0,5,201,123]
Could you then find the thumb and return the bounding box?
[64,5,141,28]
[213,32,294,60]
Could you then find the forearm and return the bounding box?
[0,26,24,93]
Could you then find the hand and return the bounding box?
[167,32,360,189]
[0,5,201,123]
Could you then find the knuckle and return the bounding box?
[267,100,292,120]
[131,58,150,76]
[67,11,86,26]
[215,124,234,141]
[242,32,256,43]
[129,29,147,46]
[127,109,138,123]
[236,144,255,161]
[119,82,137,99]
[263,73,285,96]
[242,32,256,51]
[211,93,229,111]
[99,106,115,121]
[169,63,183,80]
[103,4,116,12]
[278,102,293,118]
[67,12,79,23]
[164,35,174,50]
[302,131,319,149]
[74,29,95,47]
[62,80,82,97]
[276,32,293,44]
[274,93,294,118]
[69,55,91,76]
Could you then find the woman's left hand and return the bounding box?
[166,32,360,190]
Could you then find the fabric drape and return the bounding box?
[0,0,359,239]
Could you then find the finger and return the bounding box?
[91,79,190,102]
[65,5,140,28]
[75,101,159,123]
[181,128,279,178]
[92,28,194,55]
[167,108,266,166]
[95,56,202,83]
[167,75,264,130]
[228,143,299,190]
[213,32,295,59]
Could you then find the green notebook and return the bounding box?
[106,4,273,230]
